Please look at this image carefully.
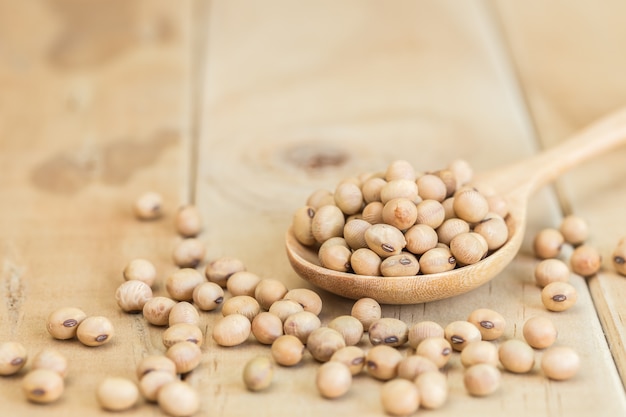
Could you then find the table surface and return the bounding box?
[2,1,626,416]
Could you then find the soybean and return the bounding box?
[165,341,202,374]
[212,314,251,347]
[139,370,176,402]
[271,335,305,367]
[559,215,589,246]
[316,361,352,399]
[533,228,564,259]
[307,327,346,362]
[251,312,284,345]
[365,345,403,381]
[541,281,578,312]
[226,271,261,297]
[243,356,274,392]
[268,299,304,322]
[166,268,205,302]
[460,341,499,368]
[221,295,261,321]
[368,317,408,347]
[534,258,570,288]
[143,296,177,326]
[498,339,535,373]
[351,298,381,332]
[76,316,114,347]
[523,316,558,349]
[415,337,452,368]
[31,348,68,377]
[350,248,382,276]
[136,355,177,379]
[192,282,225,311]
[283,288,323,316]
[123,258,157,287]
[415,370,448,410]
[466,308,506,341]
[570,244,601,277]
[96,377,139,411]
[292,206,317,246]
[464,363,501,397]
[168,301,200,327]
[380,378,420,416]
[397,355,438,380]
[283,311,321,344]
[330,346,366,375]
[541,346,580,380]
[172,238,206,268]
[0,341,28,376]
[408,321,444,349]
[157,381,199,417]
[115,280,153,313]
[162,323,204,348]
[22,369,64,404]
[444,321,482,351]
[328,315,364,346]
[254,279,288,310]
[205,256,246,288]
[46,307,87,340]
[133,191,163,220]
[175,205,203,237]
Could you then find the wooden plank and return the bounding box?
[495,0,626,388]
[0,0,191,415]
[194,1,626,416]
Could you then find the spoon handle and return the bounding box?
[485,107,626,196]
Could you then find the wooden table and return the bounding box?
[2,1,626,415]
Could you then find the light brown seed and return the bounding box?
[343,218,372,250]
[221,295,261,321]
[139,370,176,402]
[498,339,535,374]
[380,378,420,416]
[292,205,317,246]
[350,297,381,331]
[385,160,416,182]
[212,314,252,347]
[96,377,139,411]
[533,228,564,259]
[460,341,499,368]
[22,369,64,404]
[612,240,626,276]
[408,321,445,349]
[143,296,177,326]
[404,224,438,255]
[205,256,246,288]
[415,370,448,409]
[0,341,28,376]
[165,268,205,302]
[473,214,509,251]
[316,361,352,399]
[362,201,384,224]
[271,335,305,367]
[226,271,262,297]
[365,345,403,381]
[380,252,420,277]
[172,238,206,268]
[382,197,417,230]
[311,205,346,243]
[192,282,225,311]
[436,217,470,246]
[523,316,558,349]
[417,174,447,202]
[175,205,203,238]
[570,244,601,277]
[350,247,382,276]
[334,182,364,215]
[254,279,288,310]
[453,188,489,223]
[165,341,202,374]
[306,188,335,209]
[541,346,580,380]
[534,258,570,288]
[46,307,87,340]
[268,299,304,322]
[559,215,589,246]
[157,381,199,417]
[283,311,321,344]
[415,337,452,368]
[380,179,419,204]
[444,321,481,351]
[415,199,446,229]
[364,223,407,258]
[330,346,366,375]
[419,247,457,274]
[466,308,506,341]
[31,348,68,377]
[307,327,346,362]
[133,191,163,220]
[368,317,408,347]
[115,280,153,313]
[464,363,500,397]
[123,258,157,287]
[162,323,204,348]
[283,288,323,316]
[168,301,200,327]
[251,311,284,345]
[541,281,578,312]
[76,316,114,347]
[450,232,488,266]
[397,355,438,380]
[243,356,274,392]
[319,241,352,272]
[328,315,364,346]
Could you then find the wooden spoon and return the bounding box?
[285,107,626,304]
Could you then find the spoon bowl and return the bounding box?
[285,107,626,304]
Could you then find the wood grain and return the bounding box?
[1,0,625,416]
